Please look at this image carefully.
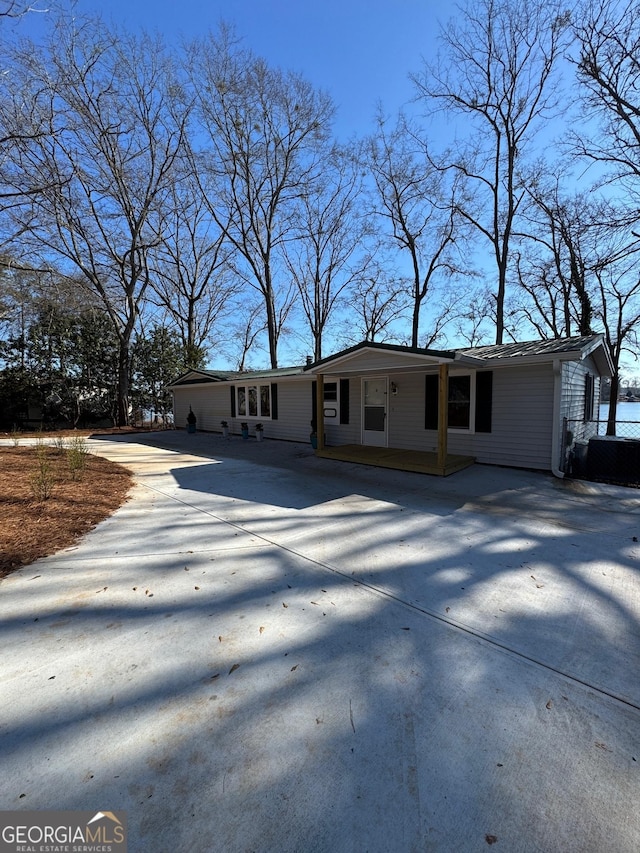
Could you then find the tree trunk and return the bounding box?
[265,288,278,369]
[116,342,130,427]
[607,373,619,436]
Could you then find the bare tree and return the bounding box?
[0,0,48,18]
[572,0,640,202]
[149,167,236,366]
[282,144,371,361]
[4,16,188,424]
[187,28,335,367]
[352,265,409,343]
[412,0,570,344]
[570,0,640,429]
[516,175,595,337]
[367,110,466,348]
[591,234,640,433]
[233,301,268,371]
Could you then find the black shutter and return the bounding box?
[230,385,236,417]
[311,381,317,430]
[475,371,493,433]
[339,378,350,424]
[271,383,278,420]
[425,374,439,429]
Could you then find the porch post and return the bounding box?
[437,363,449,473]
[316,374,325,450]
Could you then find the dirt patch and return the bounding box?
[0,443,134,578]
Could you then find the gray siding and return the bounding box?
[173,384,227,431]
[174,378,314,441]
[383,366,555,469]
[173,361,575,471]
[561,357,600,443]
[463,364,555,469]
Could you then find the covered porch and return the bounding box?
[307,343,484,477]
[315,444,475,476]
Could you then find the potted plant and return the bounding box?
[221,419,229,438]
[255,422,264,442]
[240,421,249,440]
[187,407,197,434]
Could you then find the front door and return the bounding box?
[362,377,388,447]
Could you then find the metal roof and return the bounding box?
[454,335,604,360]
[170,334,611,386]
[169,365,306,387]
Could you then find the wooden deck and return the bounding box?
[315,444,475,477]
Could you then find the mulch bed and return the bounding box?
[0,444,134,578]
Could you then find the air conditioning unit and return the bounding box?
[587,436,640,485]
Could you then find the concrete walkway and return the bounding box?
[1,431,639,852]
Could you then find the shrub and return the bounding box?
[66,435,89,480]
[30,441,55,501]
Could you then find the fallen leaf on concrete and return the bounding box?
[310,601,319,605]
[485,835,498,845]
[184,567,189,571]
[546,700,553,709]
[291,665,298,671]
[48,676,55,680]
[595,742,611,751]
[229,663,240,675]
[445,607,450,613]
[282,602,288,608]
[259,626,265,634]
[218,636,223,642]
[194,586,200,590]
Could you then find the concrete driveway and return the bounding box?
[1,431,639,852]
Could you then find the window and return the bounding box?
[448,375,471,429]
[323,381,338,420]
[425,371,492,433]
[235,384,272,419]
[584,374,595,421]
[324,382,338,402]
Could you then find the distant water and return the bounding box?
[599,402,640,438]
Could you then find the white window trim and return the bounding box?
[447,371,476,434]
[323,380,340,421]
[235,383,272,420]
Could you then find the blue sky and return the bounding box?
[17,0,445,141]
